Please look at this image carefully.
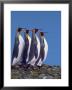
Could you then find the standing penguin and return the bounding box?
[27,29,40,67]
[12,28,25,66]
[35,32,48,67]
[22,30,31,66]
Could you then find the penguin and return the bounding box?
[11,28,25,66]
[35,32,48,67]
[22,30,31,65]
[27,29,40,67]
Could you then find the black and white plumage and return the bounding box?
[22,30,31,64]
[35,32,48,66]
[12,28,25,66]
[11,28,48,67]
[28,29,40,66]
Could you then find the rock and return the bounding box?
[11,64,61,79]
[43,75,54,79]
[38,74,46,79]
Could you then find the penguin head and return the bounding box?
[16,28,22,38]
[32,28,39,33]
[26,30,29,34]
[17,28,22,33]
[35,29,39,33]
[40,32,44,36]
[25,30,29,39]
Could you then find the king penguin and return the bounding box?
[35,32,48,67]
[27,29,40,67]
[22,30,31,65]
[12,28,25,66]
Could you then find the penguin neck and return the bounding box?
[32,32,35,35]
[32,32,36,38]
[16,32,20,39]
[40,36,44,40]
[40,36,44,44]
[25,34,30,41]
[26,33,29,36]
[26,34,29,38]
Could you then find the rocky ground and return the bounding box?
[11,64,61,79]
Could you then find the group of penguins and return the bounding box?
[11,28,48,69]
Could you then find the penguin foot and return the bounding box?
[21,64,29,71]
[11,65,19,69]
[23,65,26,68]
[25,64,30,69]
[37,66,42,69]
[20,64,26,68]
[30,65,36,70]
[18,64,22,68]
